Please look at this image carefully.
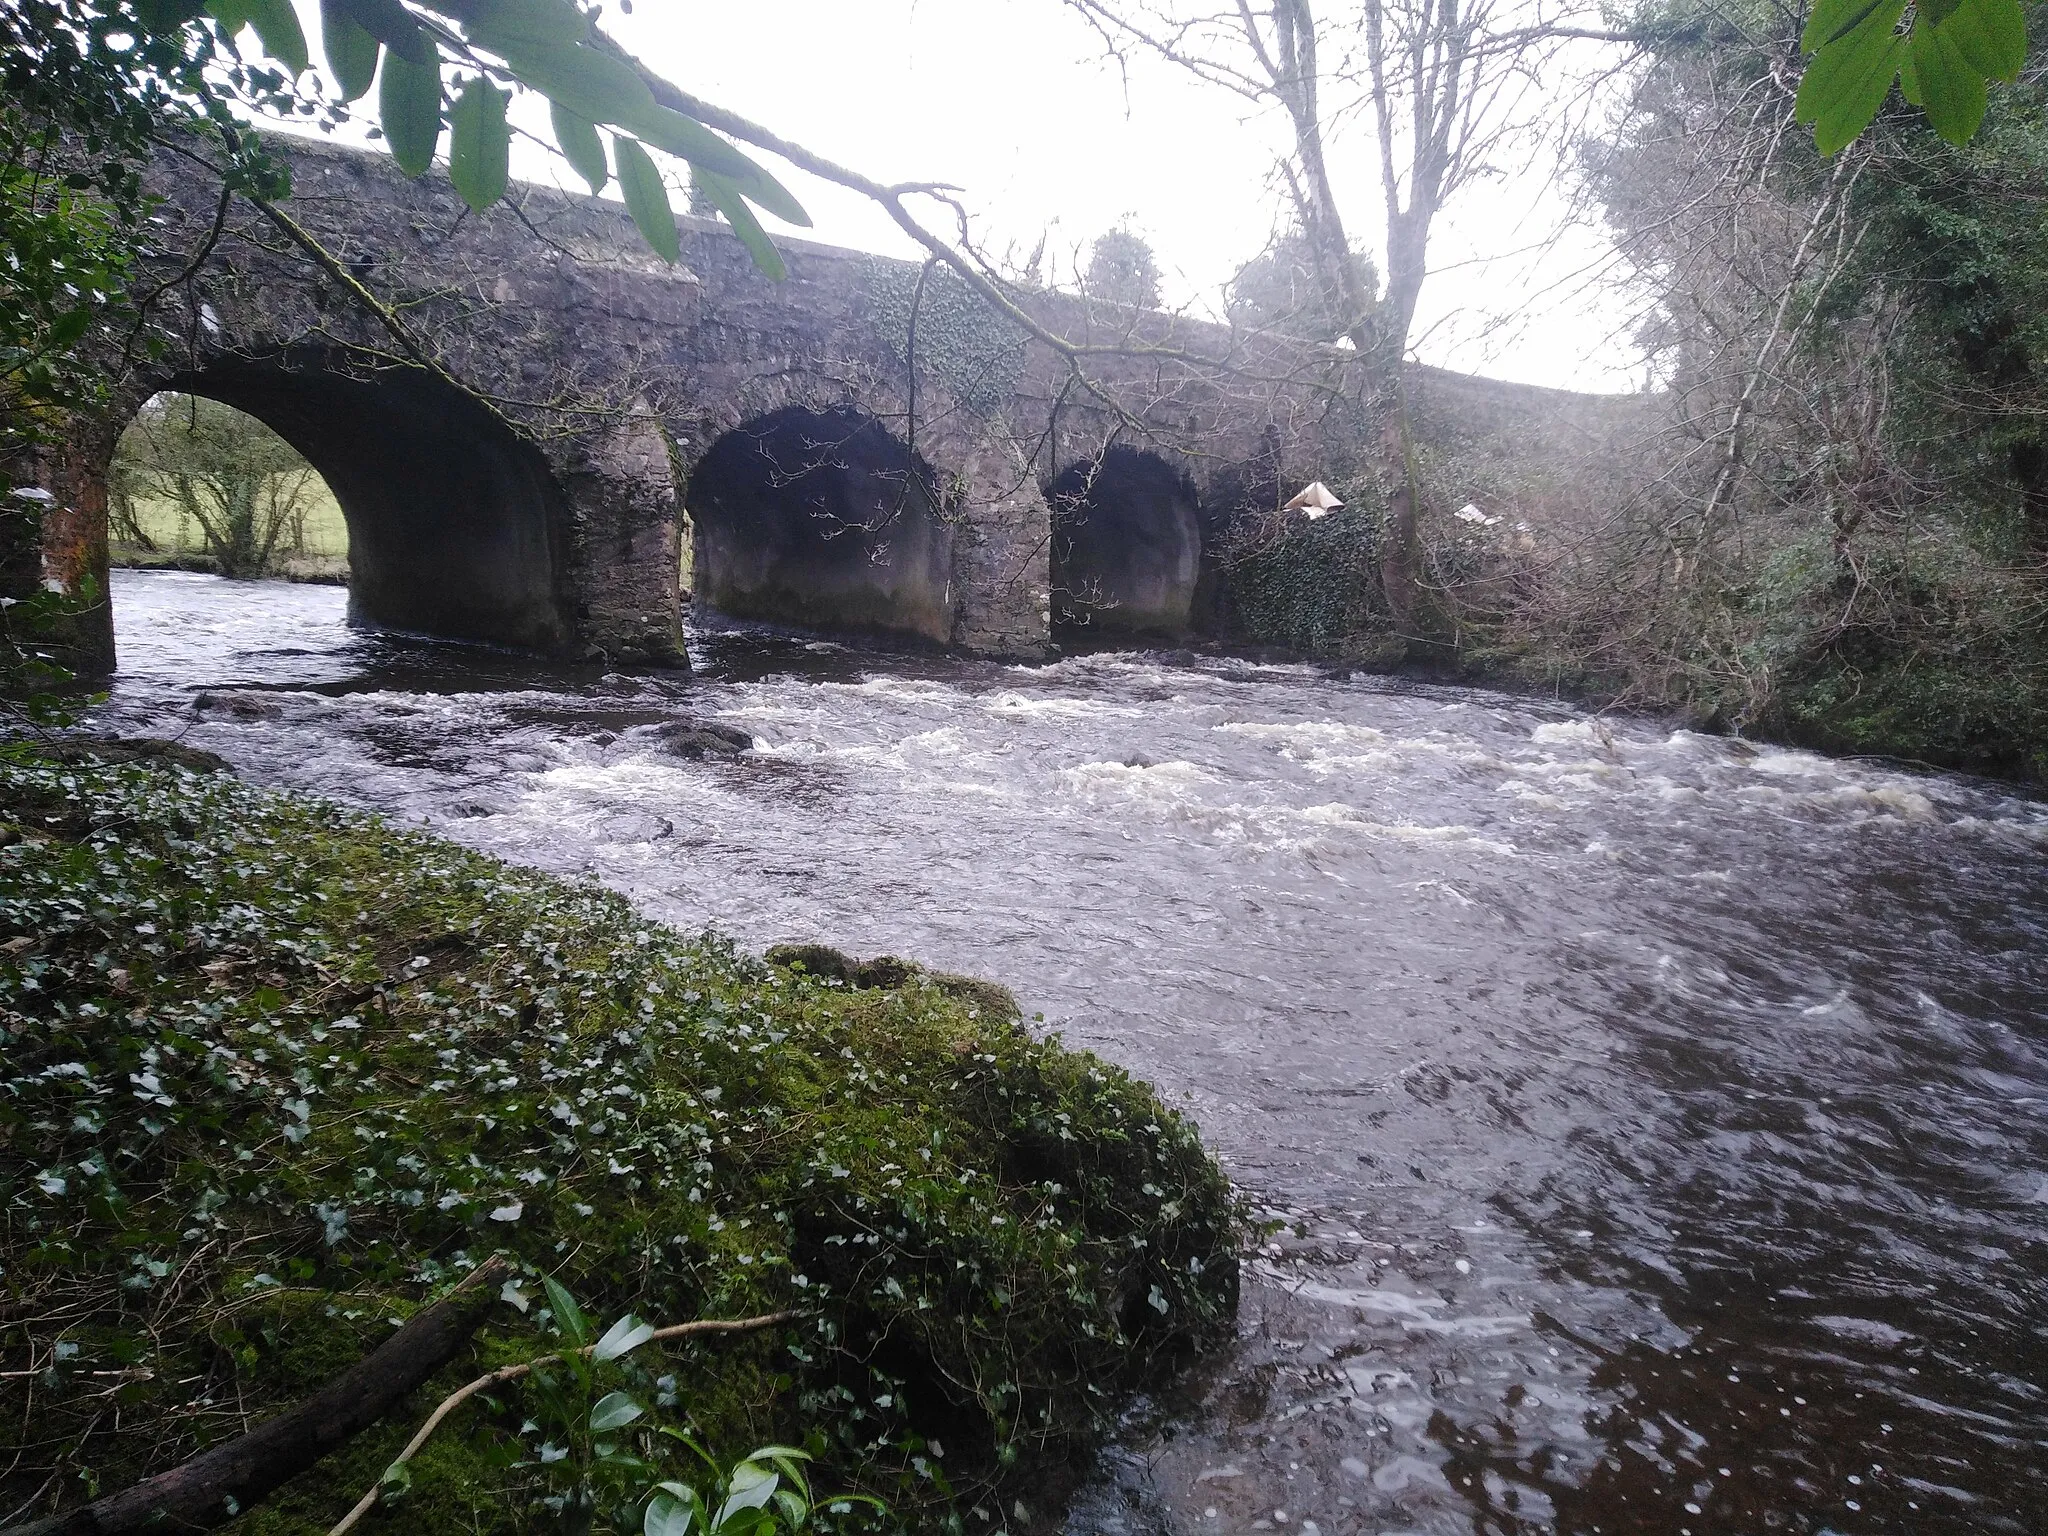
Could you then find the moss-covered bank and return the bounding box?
[0,749,1237,1533]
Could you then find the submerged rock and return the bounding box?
[193,690,285,720]
[653,717,756,758]
[42,735,230,774]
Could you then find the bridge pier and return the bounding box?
[557,412,684,665]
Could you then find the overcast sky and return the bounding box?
[279,1,1647,394]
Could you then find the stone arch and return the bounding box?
[1047,445,1202,641]
[133,355,579,653]
[684,404,954,644]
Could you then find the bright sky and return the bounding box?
[277,1,1647,394]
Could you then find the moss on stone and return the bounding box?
[0,749,1238,1533]
[763,945,1023,1022]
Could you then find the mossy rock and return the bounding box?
[764,944,1023,1022]
[0,750,1237,1533]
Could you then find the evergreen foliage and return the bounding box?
[1082,229,1161,311]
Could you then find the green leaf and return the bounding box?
[627,109,809,228]
[540,1274,592,1346]
[659,1428,727,1479]
[378,48,443,177]
[1801,0,1891,51]
[449,75,510,212]
[336,0,436,65]
[770,1489,808,1528]
[645,1486,701,1536]
[551,101,609,193]
[487,34,808,229]
[1794,0,1908,155]
[714,1461,779,1528]
[692,169,786,281]
[592,1312,657,1363]
[134,1,210,33]
[206,0,310,74]
[48,307,93,349]
[320,0,380,101]
[587,1389,644,1432]
[455,0,591,50]
[1908,17,1991,142]
[497,38,659,133]
[1931,0,2027,79]
[614,136,681,264]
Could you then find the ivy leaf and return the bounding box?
[205,0,309,74]
[588,1389,644,1432]
[47,307,93,349]
[449,75,511,213]
[320,0,381,102]
[692,168,786,281]
[551,101,609,194]
[614,136,680,265]
[378,48,443,178]
[335,0,437,66]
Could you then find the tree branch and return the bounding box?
[1,1259,511,1536]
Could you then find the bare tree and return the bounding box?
[1063,0,1624,646]
[113,394,327,577]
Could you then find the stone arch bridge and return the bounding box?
[38,134,1622,670]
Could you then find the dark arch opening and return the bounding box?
[144,356,574,652]
[686,406,953,644]
[1048,446,1202,641]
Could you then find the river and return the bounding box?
[87,570,2048,1535]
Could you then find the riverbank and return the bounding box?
[1205,506,2048,785]
[0,744,1237,1534]
[109,546,349,584]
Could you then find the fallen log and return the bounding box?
[2,1258,510,1536]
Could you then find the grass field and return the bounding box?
[116,480,350,559]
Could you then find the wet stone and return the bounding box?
[652,717,756,757]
